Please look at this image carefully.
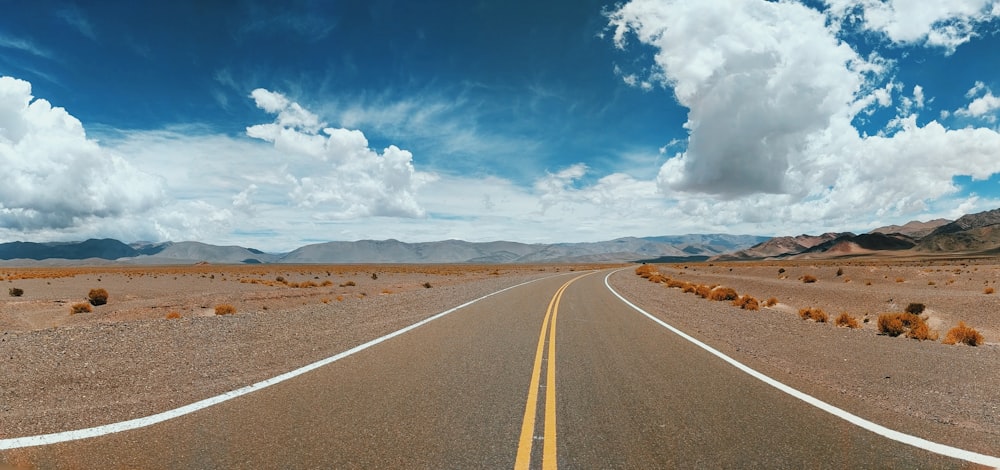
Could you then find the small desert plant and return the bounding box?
[648,274,668,283]
[336,295,345,302]
[985,287,995,295]
[695,285,713,299]
[70,302,92,314]
[732,295,760,311]
[834,312,861,329]
[895,277,905,283]
[275,276,286,283]
[778,268,785,274]
[906,321,938,341]
[340,280,356,287]
[8,287,23,297]
[877,312,934,339]
[708,287,739,301]
[666,279,686,289]
[764,297,779,307]
[214,304,237,315]
[321,297,331,304]
[371,273,378,280]
[942,322,984,346]
[681,283,697,293]
[165,311,182,319]
[904,303,925,315]
[321,280,333,287]
[423,282,433,288]
[836,267,844,277]
[635,265,656,278]
[801,274,817,283]
[88,288,109,306]
[798,307,828,322]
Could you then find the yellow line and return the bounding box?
[515,273,590,470]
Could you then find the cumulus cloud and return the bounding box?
[0,76,163,231]
[246,88,430,218]
[825,0,1000,53]
[955,82,1000,122]
[609,0,872,197]
[607,0,1000,227]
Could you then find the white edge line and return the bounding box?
[603,268,1000,468]
[0,274,559,450]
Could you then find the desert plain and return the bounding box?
[1,258,999,459]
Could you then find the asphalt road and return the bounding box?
[1,269,985,468]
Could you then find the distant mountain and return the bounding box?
[712,233,843,261]
[0,234,769,264]
[869,219,950,238]
[916,208,1000,253]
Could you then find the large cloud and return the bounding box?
[246,89,431,218]
[609,0,872,197]
[0,76,163,231]
[607,0,1000,225]
[824,0,1000,52]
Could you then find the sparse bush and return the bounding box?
[648,274,668,283]
[423,282,433,288]
[836,267,844,277]
[905,303,925,315]
[336,295,345,302]
[8,287,23,297]
[70,302,92,314]
[165,311,182,319]
[320,280,333,287]
[681,283,697,293]
[695,285,712,298]
[764,297,779,307]
[371,273,378,280]
[985,287,995,295]
[801,274,817,284]
[708,287,739,301]
[88,288,109,306]
[778,268,785,274]
[340,280,356,287]
[835,312,861,329]
[798,307,828,322]
[895,277,905,283]
[732,295,759,311]
[877,312,934,340]
[635,265,656,278]
[321,297,331,304]
[214,304,237,315]
[275,276,285,283]
[942,322,984,346]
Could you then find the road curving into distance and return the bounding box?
[2,268,997,468]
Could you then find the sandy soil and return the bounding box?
[2,260,998,457]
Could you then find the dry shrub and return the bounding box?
[648,274,668,284]
[321,280,333,287]
[381,289,393,294]
[798,307,828,322]
[340,281,356,287]
[88,288,109,306]
[8,287,23,297]
[214,304,237,315]
[836,267,844,276]
[764,297,779,307]
[708,287,739,301]
[165,311,182,319]
[732,295,760,311]
[942,322,984,346]
[336,295,345,302]
[635,265,657,278]
[905,303,925,315]
[299,281,318,288]
[985,287,995,295]
[681,283,697,293]
[70,302,92,314]
[801,274,818,284]
[834,312,861,329]
[927,281,936,286]
[423,282,433,288]
[877,312,935,340]
[666,279,686,289]
[895,277,905,283]
[321,297,331,304]
[695,285,713,298]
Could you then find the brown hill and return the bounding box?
[869,219,950,238]
[712,233,844,260]
[917,208,1000,252]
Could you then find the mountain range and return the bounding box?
[0,235,769,265]
[5,208,1000,264]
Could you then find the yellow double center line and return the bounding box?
[515,273,591,470]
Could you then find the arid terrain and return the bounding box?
[2,258,999,459]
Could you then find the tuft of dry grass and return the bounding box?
[340,281,356,287]
[165,311,182,319]
[665,279,686,289]
[708,287,739,302]
[321,297,331,304]
[635,265,657,278]
[8,287,23,297]
[834,312,861,329]
[732,295,759,311]
[423,282,433,288]
[798,307,828,322]
[905,303,925,315]
[647,274,668,283]
[801,274,817,283]
[88,288,109,306]
[214,304,237,315]
[877,312,936,340]
[985,287,995,295]
[764,297,779,307]
[906,320,938,341]
[895,277,905,283]
[336,295,345,302]
[680,282,697,293]
[942,322,984,346]
[695,285,713,299]
[70,302,92,314]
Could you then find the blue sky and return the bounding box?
[2,1,1000,251]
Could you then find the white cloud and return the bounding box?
[825,0,999,52]
[955,83,1000,122]
[247,88,432,219]
[0,76,163,232]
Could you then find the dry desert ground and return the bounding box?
[1,259,998,458]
